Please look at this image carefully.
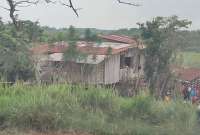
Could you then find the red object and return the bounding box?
[31,42,133,55]
[176,67,200,81]
[192,96,198,104]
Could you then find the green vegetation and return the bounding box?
[0,19,35,82]
[40,26,141,43]
[178,52,200,68]
[179,31,200,52]
[139,16,191,96]
[0,84,199,135]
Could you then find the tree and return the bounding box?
[84,28,99,42]
[67,25,78,41]
[0,18,36,82]
[84,28,92,41]
[139,16,191,97]
[0,30,34,82]
[57,32,66,41]
[63,41,86,62]
[20,20,43,42]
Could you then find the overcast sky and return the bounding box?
[0,0,199,29]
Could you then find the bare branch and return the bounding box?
[5,0,40,29]
[117,0,140,6]
[60,0,81,17]
[6,0,18,28]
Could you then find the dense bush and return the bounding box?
[0,83,199,135]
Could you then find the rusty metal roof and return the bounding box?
[98,34,137,44]
[30,42,68,54]
[31,41,134,55]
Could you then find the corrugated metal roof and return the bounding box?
[49,53,63,61]
[30,44,49,54]
[76,55,106,64]
[98,34,137,44]
[30,42,68,54]
[49,53,106,64]
[31,42,134,55]
[94,42,133,49]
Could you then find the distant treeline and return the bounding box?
[41,26,141,43]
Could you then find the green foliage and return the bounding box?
[40,26,141,43]
[178,30,200,52]
[0,32,34,82]
[112,28,141,37]
[84,28,100,42]
[84,28,92,41]
[107,47,112,55]
[19,21,43,43]
[177,52,200,68]
[0,20,35,82]
[68,25,78,41]
[63,41,87,62]
[139,16,192,95]
[0,84,199,135]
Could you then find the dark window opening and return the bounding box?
[120,55,125,69]
[120,55,133,69]
[53,61,63,68]
[125,57,131,67]
[138,54,141,65]
[138,65,141,70]
[138,54,141,70]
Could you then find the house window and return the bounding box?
[125,57,131,67]
[138,54,141,70]
[120,55,125,69]
[120,55,132,68]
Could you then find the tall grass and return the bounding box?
[0,83,199,135]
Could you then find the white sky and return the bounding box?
[0,0,199,29]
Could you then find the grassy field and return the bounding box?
[178,52,200,68]
[0,83,200,135]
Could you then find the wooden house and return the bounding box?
[31,35,145,84]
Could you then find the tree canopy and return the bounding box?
[139,16,192,97]
[0,19,34,81]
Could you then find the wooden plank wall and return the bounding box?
[42,62,105,84]
[104,55,120,84]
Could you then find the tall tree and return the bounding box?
[139,16,191,97]
[0,30,34,82]
[84,28,92,41]
[0,18,35,82]
[67,25,78,41]
[20,20,43,42]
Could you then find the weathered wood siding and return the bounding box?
[120,48,145,80]
[140,53,145,75]
[43,62,105,84]
[125,48,140,70]
[104,55,120,84]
